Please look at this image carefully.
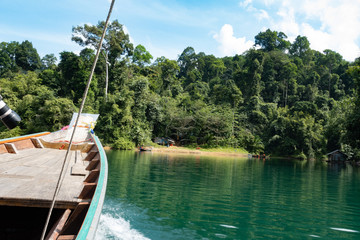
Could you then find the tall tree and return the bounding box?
[343,60,360,159]
[133,44,153,67]
[177,47,197,79]
[153,57,181,95]
[72,20,133,100]
[0,42,13,76]
[254,29,290,52]
[15,40,41,71]
[289,35,312,63]
[41,54,57,70]
[58,50,97,104]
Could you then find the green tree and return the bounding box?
[238,49,264,99]
[153,57,181,96]
[198,54,226,83]
[210,78,242,107]
[0,41,20,75]
[254,29,290,52]
[133,44,153,67]
[178,47,197,79]
[315,49,343,97]
[185,81,209,101]
[58,50,98,104]
[289,35,312,62]
[72,20,133,99]
[0,72,76,134]
[41,54,57,70]
[324,98,353,152]
[343,61,360,159]
[15,40,41,71]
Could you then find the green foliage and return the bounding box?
[41,54,57,70]
[289,35,312,62]
[244,135,264,154]
[0,72,76,134]
[133,44,153,67]
[1,25,359,161]
[0,126,23,140]
[342,61,360,160]
[15,40,41,71]
[296,152,307,160]
[112,137,135,150]
[0,41,41,75]
[254,29,290,52]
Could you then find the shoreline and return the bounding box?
[141,146,249,158]
[104,146,249,157]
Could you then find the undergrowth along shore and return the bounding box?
[145,146,249,157]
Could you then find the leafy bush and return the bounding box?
[112,137,135,150]
[296,152,307,160]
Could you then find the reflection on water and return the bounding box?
[97,151,360,239]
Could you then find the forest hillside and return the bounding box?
[0,21,359,160]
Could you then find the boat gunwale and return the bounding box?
[0,131,50,145]
[76,133,108,240]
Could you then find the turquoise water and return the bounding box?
[96,151,360,239]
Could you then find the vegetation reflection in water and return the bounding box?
[96,150,360,240]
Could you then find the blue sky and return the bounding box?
[1,0,359,61]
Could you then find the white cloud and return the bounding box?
[213,24,254,56]
[262,0,360,61]
[301,23,332,50]
[275,7,299,37]
[240,1,270,22]
[256,9,270,21]
[239,0,253,8]
[302,22,360,61]
[263,0,276,6]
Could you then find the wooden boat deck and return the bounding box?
[0,147,89,209]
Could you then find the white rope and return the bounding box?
[40,1,116,239]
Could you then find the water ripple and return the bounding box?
[105,151,360,240]
[330,227,359,233]
[220,224,238,229]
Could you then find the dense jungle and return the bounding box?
[0,20,359,160]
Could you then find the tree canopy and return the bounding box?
[0,22,359,160]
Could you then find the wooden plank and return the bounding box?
[0,198,78,209]
[85,153,100,164]
[0,144,7,154]
[60,202,90,236]
[71,164,88,176]
[39,139,94,152]
[0,177,29,196]
[13,139,35,150]
[5,143,18,154]
[0,147,86,206]
[85,159,99,171]
[84,169,99,183]
[71,150,87,176]
[84,151,98,161]
[31,137,44,148]
[57,235,76,240]
[0,147,56,163]
[45,209,72,240]
[65,202,90,224]
[81,143,95,153]
[78,183,96,200]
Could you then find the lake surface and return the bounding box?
[96,150,360,239]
